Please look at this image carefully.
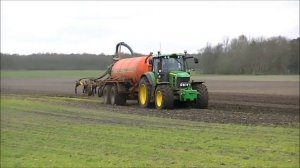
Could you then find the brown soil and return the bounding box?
[1,77,299,126]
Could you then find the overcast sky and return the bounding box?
[1,1,299,55]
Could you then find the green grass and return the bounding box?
[1,70,299,81]
[1,94,299,167]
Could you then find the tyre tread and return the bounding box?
[192,84,209,109]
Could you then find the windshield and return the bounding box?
[162,57,185,71]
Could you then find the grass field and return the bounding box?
[1,70,299,81]
[1,94,299,167]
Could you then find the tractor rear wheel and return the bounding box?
[138,77,153,108]
[192,83,208,109]
[110,85,126,105]
[103,84,112,104]
[155,85,174,109]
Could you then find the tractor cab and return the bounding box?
[151,52,198,85]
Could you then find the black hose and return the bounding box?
[94,63,113,81]
[76,42,134,85]
[115,42,134,56]
[113,42,134,61]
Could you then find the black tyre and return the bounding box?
[192,83,208,109]
[103,85,112,104]
[138,77,153,108]
[110,85,127,106]
[155,85,174,109]
[97,87,103,97]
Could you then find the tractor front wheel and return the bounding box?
[155,85,174,109]
[192,83,208,109]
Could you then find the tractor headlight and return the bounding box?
[180,82,189,87]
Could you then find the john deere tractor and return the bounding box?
[139,51,208,109]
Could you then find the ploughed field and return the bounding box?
[1,71,299,167]
[1,71,299,126]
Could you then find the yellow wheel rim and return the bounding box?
[156,91,162,107]
[139,84,147,105]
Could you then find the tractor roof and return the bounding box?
[152,53,186,58]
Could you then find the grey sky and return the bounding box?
[1,1,299,55]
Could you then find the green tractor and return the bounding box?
[139,51,208,109]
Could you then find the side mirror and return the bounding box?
[194,57,199,64]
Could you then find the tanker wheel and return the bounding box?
[110,85,126,106]
[97,87,103,97]
[155,85,174,109]
[138,77,153,108]
[103,84,112,104]
[191,83,208,109]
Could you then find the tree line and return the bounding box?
[1,35,299,74]
[194,35,299,74]
[1,53,113,70]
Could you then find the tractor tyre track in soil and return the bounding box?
[55,92,298,126]
[1,77,299,126]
